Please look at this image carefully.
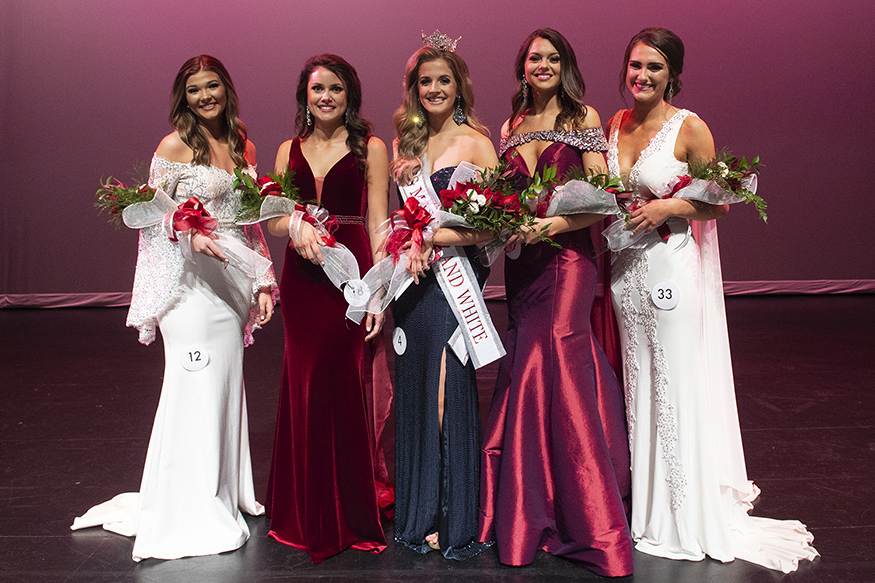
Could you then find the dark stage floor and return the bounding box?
[1,295,873,582]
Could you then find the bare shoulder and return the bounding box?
[679,113,715,159]
[273,139,294,174]
[245,139,257,166]
[680,113,711,138]
[367,135,388,158]
[155,131,193,163]
[466,130,499,167]
[579,105,602,129]
[500,119,512,140]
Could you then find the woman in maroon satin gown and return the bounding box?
[265,54,392,563]
[478,29,634,577]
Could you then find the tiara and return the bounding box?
[422,29,461,52]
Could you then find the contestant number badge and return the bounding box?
[393,328,407,356]
[181,345,209,372]
[651,281,679,310]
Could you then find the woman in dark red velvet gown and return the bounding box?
[478,29,634,577]
[265,54,392,564]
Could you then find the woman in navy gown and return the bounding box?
[478,29,634,577]
[390,35,499,559]
[265,54,392,563]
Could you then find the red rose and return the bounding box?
[499,193,520,213]
[669,175,693,195]
[257,176,283,197]
[440,182,468,209]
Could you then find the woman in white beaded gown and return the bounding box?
[606,28,818,572]
[72,55,277,562]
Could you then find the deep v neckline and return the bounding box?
[295,139,353,203]
[614,109,687,186]
[509,140,563,177]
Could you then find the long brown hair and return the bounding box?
[295,54,372,172]
[169,55,247,167]
[508,29,589,132]
[619,27,685,102]
[391,47,489,184]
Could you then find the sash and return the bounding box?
[395,158,505,369]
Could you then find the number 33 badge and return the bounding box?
[651,281,679,310]
[180,345,210,372]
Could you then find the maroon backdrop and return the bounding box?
[2,0,873,302]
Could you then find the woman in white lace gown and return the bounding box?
[606,28,818,572]
[72,55,276,562]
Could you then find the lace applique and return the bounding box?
[607,112,624,186]
[616,247,687,511]
[127,155,276,346]
[628,110,690,191]
[499,127,608,157]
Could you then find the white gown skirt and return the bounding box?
[72,253,264,561]
[610,222,817,573]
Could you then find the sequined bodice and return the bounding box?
[499,127,608,158]
[149,155,247,227]
[607,110,692,195]
[430,166,457,192]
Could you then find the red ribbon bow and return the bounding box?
[169,197,217,241]
[385,197,433,263]
[295,203,338,247]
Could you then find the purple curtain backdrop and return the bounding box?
[2,0,873,300]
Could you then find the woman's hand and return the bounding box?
[364,311,385,341]
[403,238,434,285]
[191,232,228,262]
[256,289,274,324]
[505,218,555,250]
[628,198,676,235]
[293,221,325,265]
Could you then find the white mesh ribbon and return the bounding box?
[346,163,481,324]
[602,175,757,252]
[121,186,272,280]
[350,158,505,369]
[289,204,361,292]
[236,195,298,225]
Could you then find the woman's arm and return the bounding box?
[267,140,294,237]
[366,137,390,263]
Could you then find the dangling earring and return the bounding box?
[413,109,425,129]
[306,107,312,126]
[666,81,674,102]
[521,77,528,104]
[453,95,466,125]
[344,109,349,125]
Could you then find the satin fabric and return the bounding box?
[392,167,492,560]
[479,142,633,577]
[266,138,393,564]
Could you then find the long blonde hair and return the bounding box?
[391,47,488,185]
[169,55,248,167]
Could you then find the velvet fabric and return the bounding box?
[479,142,633,577]
[266,138,392,564]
